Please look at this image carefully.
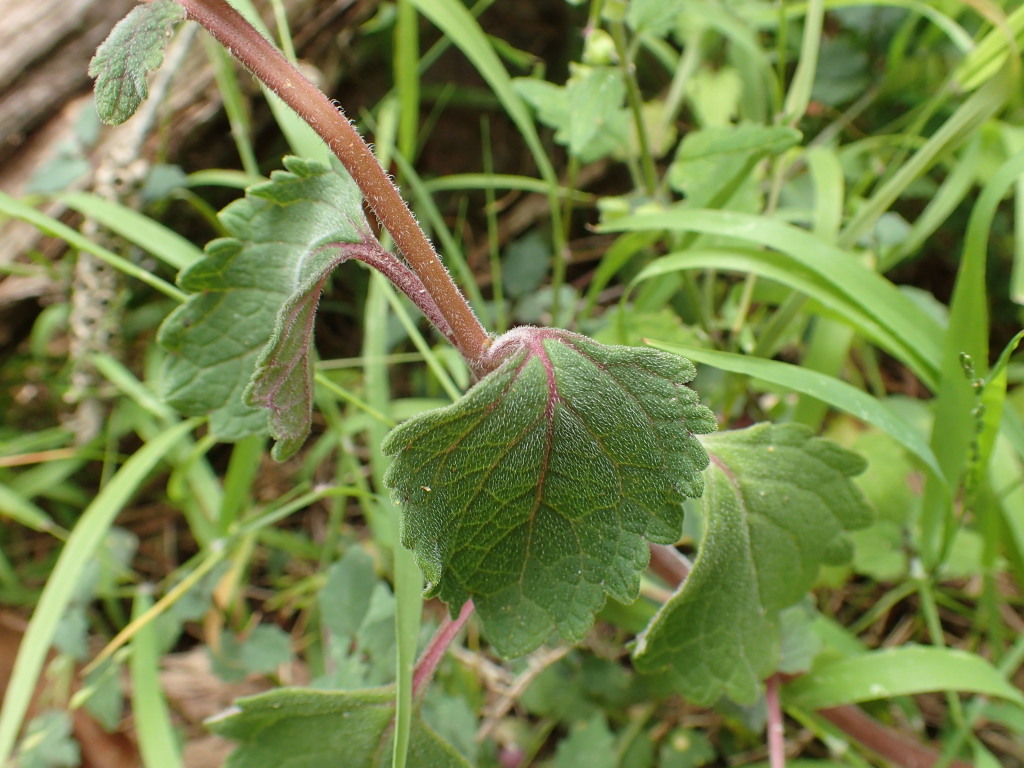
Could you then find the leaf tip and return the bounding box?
[89,0,184,125]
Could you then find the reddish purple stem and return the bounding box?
[157,0,492,367]
[766,673,786,768]
[345,240,456,346]
[413,600,475,699]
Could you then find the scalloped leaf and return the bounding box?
[382,328,717,657]
[157,157,368,451]
[207,687,470,768]
[89,0,185,125]
[632,423,872,705]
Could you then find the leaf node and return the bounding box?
[383,328,717,657]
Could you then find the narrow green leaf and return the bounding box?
[0,191,186,302]
[646,341,944,482]
[0,483,63,536]
[633,423,871,705]
[423,173,591,200]
[88,0,185,125]
[920,150,1024,566]
[224,0,330,161]
[971,331,1024,493]
[954,5,1024,91]
[406,0,557,188]
[206,687,470,768]
[781,0,824,123]
[383,329,716,657]
[60,191,203,271]
[0,420,197,766]
[157,157,368,451]
[784,646,1024,711]
[130,591,184,768]
[634,248,929,389]
[604,210,944,387]
[839,65,1014,249]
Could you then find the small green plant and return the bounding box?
[85,0,877,763]
[3,1,1024,767]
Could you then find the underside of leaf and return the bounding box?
[157,157,369,451]
[633,423,872,705]
[89,0,185,125]
[383,328,717,657]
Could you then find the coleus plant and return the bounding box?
[90,0,872,764]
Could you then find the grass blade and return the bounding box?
[919,149,1024,567]
[0,419,197,765]
[130,590,185,768]
[364,275,422,768]
[0,192,186,302]
[646,340,944,482]
[604,204,945,385]
[60,192,204,271]
[838,65,1014,249]
[785,646,1024,710]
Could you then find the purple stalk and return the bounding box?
[413,600,475,699]
[154,0,492,367]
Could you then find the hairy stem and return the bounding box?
[413,600,475,699]
[346,240,456,347]
[158,0,492,367]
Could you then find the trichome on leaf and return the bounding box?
[382,327,717,657]
[89,0,184,126]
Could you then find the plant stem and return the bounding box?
[765,674,786,768]
[412,600,475,699]
[610,21,659,198]
[159,0,493,368]
[649,543,971,768]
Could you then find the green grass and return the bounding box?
[2,1,1024,767]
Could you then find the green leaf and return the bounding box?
[514,66,631,162]
[626,0,684,37]
[784,645,1024,710]
[89,0,185,125]
[13,711,79,768]
[554,715,617,768]
[778,603,824,676]
[383,329,716,657]
[633,423,871,705]
[669,124,801,208]
[210,625,294,683]
[157,157,368,451]
[644,341,944,482]
[658,728,716,768]
[319,547,378,642]
[207,687,470,768]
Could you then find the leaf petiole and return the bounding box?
[151,0,493,367]
[412,600,475,699]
